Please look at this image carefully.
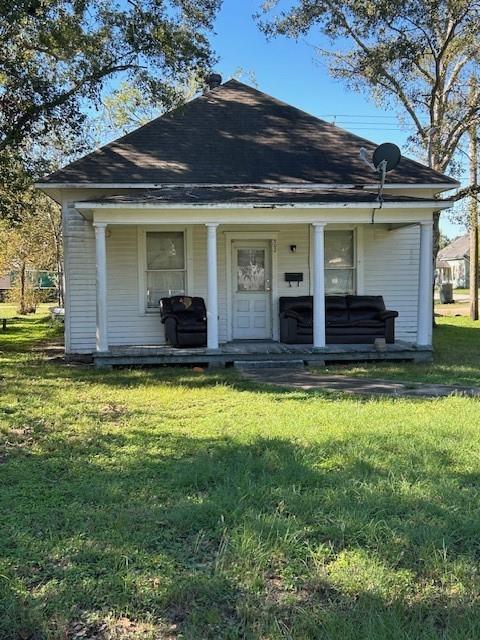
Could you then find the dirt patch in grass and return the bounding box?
[68,615,159,640]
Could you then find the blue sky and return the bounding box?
[211,0,465,239]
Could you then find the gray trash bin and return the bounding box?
[439,282,453,304]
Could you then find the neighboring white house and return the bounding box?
[37,79,457,366]
[436,234,471,288]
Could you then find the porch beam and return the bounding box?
[312,222,327,349]
[93,222,109,353]
[417,221,434,346]
[206,223,219,350]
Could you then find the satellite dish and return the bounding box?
[372,143,401,172]
[358,142,402,215]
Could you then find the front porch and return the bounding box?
[62,192,449,362]
[93,340,432,368]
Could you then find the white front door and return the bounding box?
[232,241,272,340]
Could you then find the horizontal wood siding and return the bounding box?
[106,226,165,345]
[63,204,96,353]
[363,224,419,343]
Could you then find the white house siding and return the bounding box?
[63,211,421,352]
[363,224,420,343]
[63,202,96,353]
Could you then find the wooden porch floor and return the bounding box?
[94,341,432,368]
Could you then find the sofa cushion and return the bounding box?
[279,296,312,315]
[347,295,385,322]
[349,320,385,328]
[327,325,384,336]
[326,296,349,321]
[297,326,313,335]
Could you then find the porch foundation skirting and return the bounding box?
[92,341,432,368]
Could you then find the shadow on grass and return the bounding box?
[0,315,62,353]
[2,424,480,639]
[1,314,480,637]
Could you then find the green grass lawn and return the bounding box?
[325,316,480,387]
[1,311,480,639]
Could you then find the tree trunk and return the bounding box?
[19,261,27,315]
[469,119,479,320]
[57,260,64,307]
[430,142,443,327]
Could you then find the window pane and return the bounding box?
[325,269,354,294]
[325,230,354,267]
[147,271,185,308]
[237,249,265,291]
[147,232,184,270]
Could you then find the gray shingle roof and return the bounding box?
[437,234,470,261]
[41,80,458,187]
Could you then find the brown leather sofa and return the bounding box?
[160,296,207,347]
[279,295,398,344]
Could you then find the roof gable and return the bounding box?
[41,79,457,187]
[437,234,470,261]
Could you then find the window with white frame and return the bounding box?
[325,230,356,294]
[145,231,186,309]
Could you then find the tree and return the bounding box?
[0,0,220,172]
[94,67,258,141]
[93,75,203,141]
[468,78,479,319]
[258,0,480,257]
[0,192,61,313]
[438,232,451,251]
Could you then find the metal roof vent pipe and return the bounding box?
[205,73,222,92]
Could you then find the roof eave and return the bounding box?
[37,181,459,191]
[74,200,453,211]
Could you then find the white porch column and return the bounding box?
[93,222,109,353]
[206,223,219,350]
[417,220,434,346]
[312,222,327,349]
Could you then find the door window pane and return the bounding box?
[325,230,354,267]
[147,232,184,270]
[147,271,185,308]
[237,249,265,291]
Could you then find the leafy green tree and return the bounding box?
[0,192,61,313]
[94,75,203,140]
[258,0,480,253]
[0,0,220,166]
[94,67,257,141]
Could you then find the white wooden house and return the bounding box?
[38,79,457,367]
[436,234,471,289]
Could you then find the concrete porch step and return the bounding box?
[233,359,305,370]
